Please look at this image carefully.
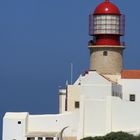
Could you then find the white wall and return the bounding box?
[28,111,79,137]
[67,85,80,112]
[80,85,112,99]
[3,113,28,140]
[80,71,111,85]
[84,98,107,137]
[78,96,110,139]
[79,71,112,99]
[119,79,140,101]
[111,97,140,134]
[79,96,140,138]
[77,71,113,139]
[3,111,79,140]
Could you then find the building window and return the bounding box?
[18,121,21,124]
[38,138,43,140]
[130,94,135,101]
[27,138,35,140]
[75,101,80,108]
[103,51,108,56]
[46,137,53,140]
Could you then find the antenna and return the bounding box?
[70,63,73,85]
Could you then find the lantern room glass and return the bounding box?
[93,15,120,34]
[89,14,124,36]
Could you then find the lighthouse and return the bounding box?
[89,0,125,74]
[3,1,140,140]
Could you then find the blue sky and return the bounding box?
[0,0,140,138]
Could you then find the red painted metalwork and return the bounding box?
[95,35,120,45]
[89,0,125,46]
[94,1,120,15]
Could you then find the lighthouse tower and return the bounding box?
[89,0,125,74]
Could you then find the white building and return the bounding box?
[2,0,140,140]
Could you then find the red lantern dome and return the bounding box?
[94,0,121,15]
[89,0,125,45]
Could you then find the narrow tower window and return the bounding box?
[103,51,108,56]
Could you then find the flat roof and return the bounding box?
[4,112,28,119]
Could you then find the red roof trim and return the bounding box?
[121,70,140,79]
